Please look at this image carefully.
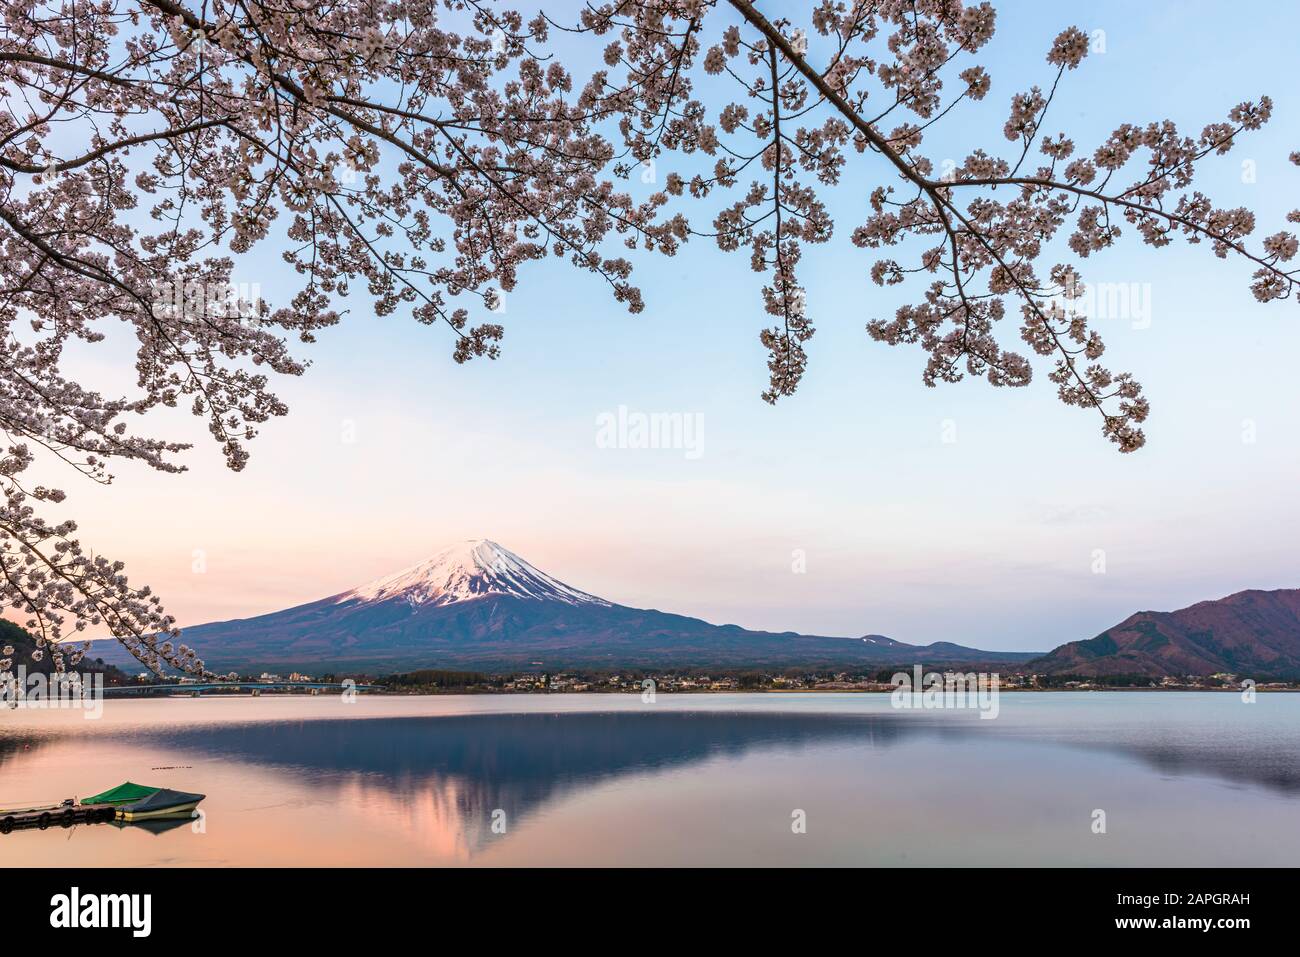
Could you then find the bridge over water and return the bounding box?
[103,681,380,696]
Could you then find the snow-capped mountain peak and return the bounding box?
[336,539,611,608]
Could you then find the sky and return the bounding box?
[22,0,1300,654]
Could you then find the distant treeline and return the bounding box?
[1033,673,1160,688]
[367,664,1295,691]
[381,669,495,689]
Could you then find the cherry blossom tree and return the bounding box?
[2,0,1296,672]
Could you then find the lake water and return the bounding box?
[2,692,1296,866]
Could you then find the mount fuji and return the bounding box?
[335,540,612,609]
[90,540,1034,674]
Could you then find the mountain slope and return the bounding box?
[1032,588,1300,677]
[86,540,1033,674]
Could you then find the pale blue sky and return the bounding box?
[37,1,1300,653]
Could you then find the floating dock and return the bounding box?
[0,781,205,833]
[0,802,117,833]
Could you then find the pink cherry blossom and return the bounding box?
[2,0,1295,666]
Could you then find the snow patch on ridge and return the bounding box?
[336,539,612,608]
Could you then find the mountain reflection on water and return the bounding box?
[145,711,912,846]
[133,701,1300,798]
[3,695,1299,865]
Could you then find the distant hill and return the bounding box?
[86,539,1036,675]
[1032,589,1300,678]
[1,619,135,683]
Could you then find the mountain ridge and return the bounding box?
[86,539,1033,674]
[1031,587,1300,678]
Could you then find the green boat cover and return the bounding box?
[82,782,161,805]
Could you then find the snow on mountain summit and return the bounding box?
[337,539,611,608]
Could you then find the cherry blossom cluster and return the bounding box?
[2,0,1296,663]
[578,1,1295,449]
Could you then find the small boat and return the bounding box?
[82,781,206,821]
[115,788,205,821]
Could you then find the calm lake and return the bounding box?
[2,692,1296,866]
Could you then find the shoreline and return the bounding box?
[99,685,1300,699]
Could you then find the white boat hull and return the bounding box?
[117,801,201,821]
